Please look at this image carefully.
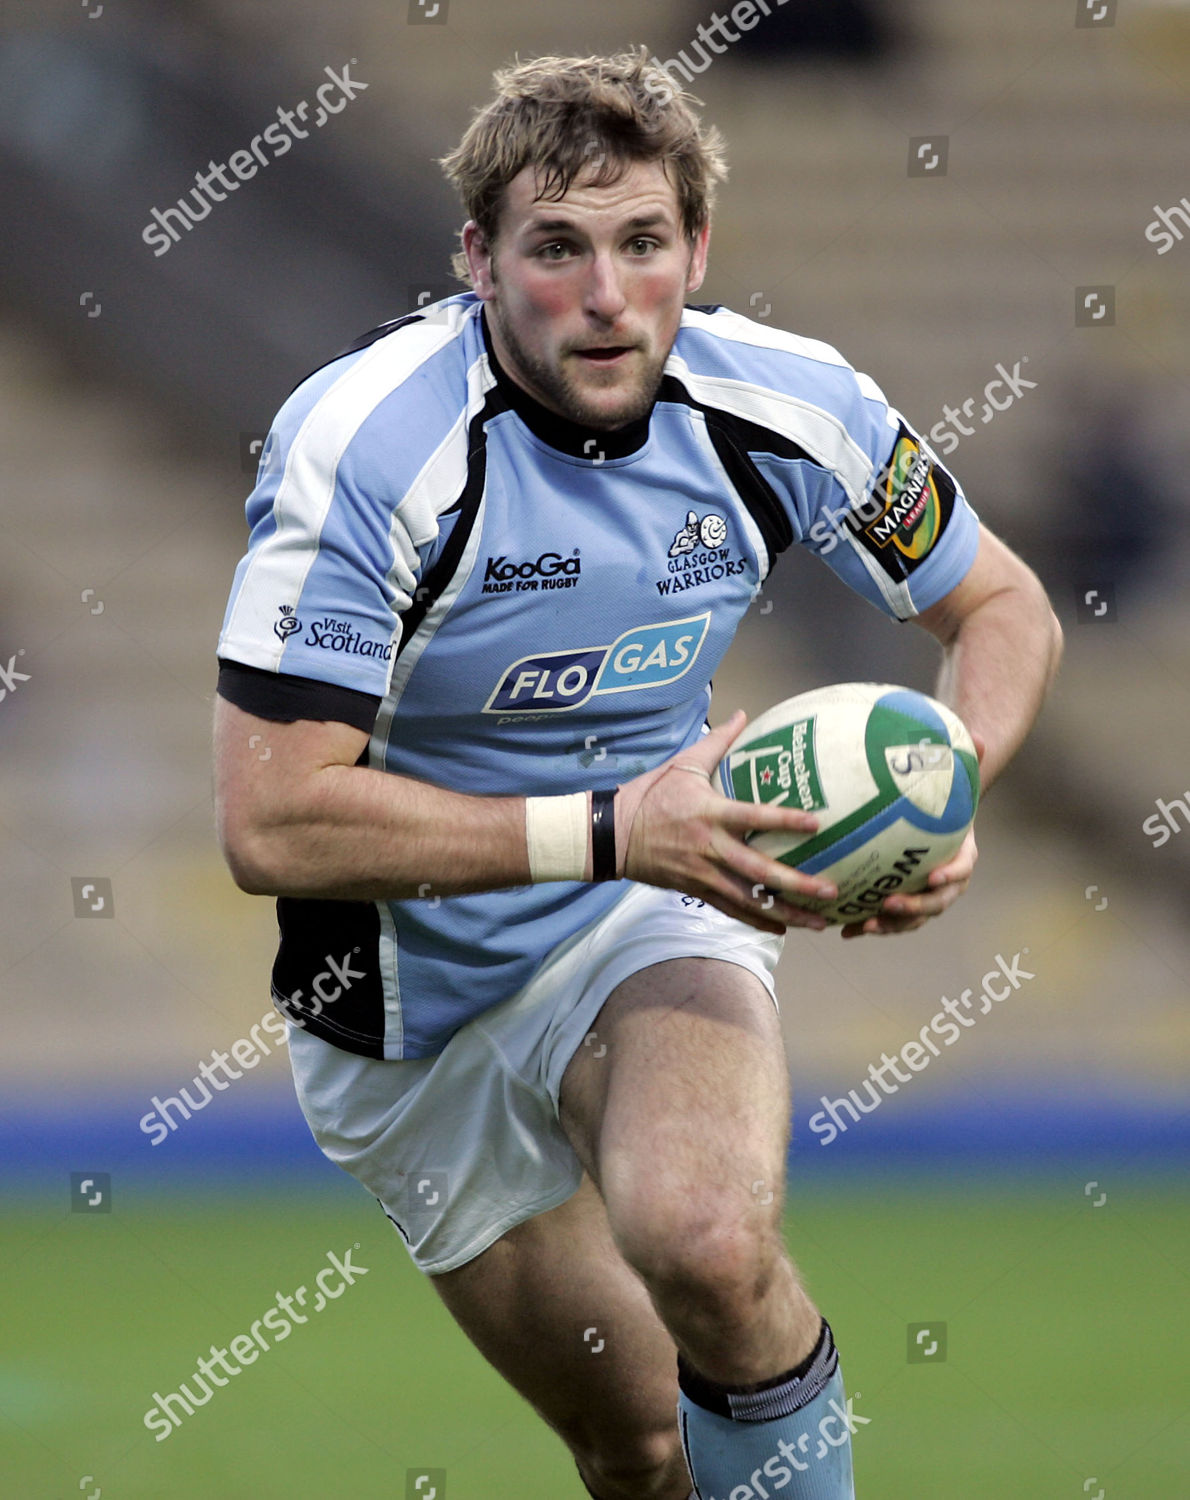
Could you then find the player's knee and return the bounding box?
[576,1426,685,1499]
[615,1197,783,1311]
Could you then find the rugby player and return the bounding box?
[213,48,1062,1499]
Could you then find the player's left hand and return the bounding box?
[839,732,985,939]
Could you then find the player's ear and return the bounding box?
[462,221,497,299]
[685,220,711,294]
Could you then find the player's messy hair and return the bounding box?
[439,47,728,284]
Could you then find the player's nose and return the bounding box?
[582,252,628,322]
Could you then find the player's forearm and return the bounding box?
[232,764,532,900]
[222,713,826,925]
[934,573,1062,790]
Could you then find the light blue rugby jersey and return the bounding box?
[217,292,980,1059]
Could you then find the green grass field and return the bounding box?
[2,1173,1186,1499]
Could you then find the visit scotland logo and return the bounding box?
[274,605,300,641]
[273,606,392,659]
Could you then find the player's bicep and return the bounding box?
[910,523,1043,646]
[213,695,369,887]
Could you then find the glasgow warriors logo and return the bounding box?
[668,510,727,557]
[658,510,746,596]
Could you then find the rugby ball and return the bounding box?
[718,683,979,924]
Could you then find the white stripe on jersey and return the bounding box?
[675,309,927,620]
[377,902,404,1060]
[854,368,895,412]
[382,396,473,614]
[222,306,471,673]
[371,349,499,754]
[681,305,854,371]
[679,307,897,505]
[674,363,910,616]
[668,357,874,508]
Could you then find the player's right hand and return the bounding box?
[617,710,838,935]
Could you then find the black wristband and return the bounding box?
[591,788,617,882]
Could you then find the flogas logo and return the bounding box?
[484,613,711,714]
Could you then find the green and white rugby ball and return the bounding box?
[718,682,980,924]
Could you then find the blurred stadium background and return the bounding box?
[1,0,1187,1495]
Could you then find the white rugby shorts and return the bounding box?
[286,882,782,1274]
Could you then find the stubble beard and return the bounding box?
[489,300,670,431]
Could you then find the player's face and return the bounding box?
[464,159,710,431]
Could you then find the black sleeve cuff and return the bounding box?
[216,659,382,733]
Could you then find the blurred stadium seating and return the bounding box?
[3,0,1186,1131]
[1,1,1186,1495]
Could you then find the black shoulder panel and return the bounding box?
[658,373,804,564]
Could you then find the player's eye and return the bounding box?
[535,241,573,261]
[627,237,659,255]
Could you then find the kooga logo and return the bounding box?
[482,551,581,595]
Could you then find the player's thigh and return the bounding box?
[558,958,791,1261]
[429,1171,681,1466]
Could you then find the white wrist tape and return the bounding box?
[525,792,588,883]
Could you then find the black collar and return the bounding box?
[480,306,652,460]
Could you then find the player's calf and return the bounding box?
[573,1430,691,1500]
[604,1203,858,1495]
[678,1319,857,1499]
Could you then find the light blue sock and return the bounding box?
[677,1321,860,1499]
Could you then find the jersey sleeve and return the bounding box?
[764,365,980,622]
[672,307,978,618]
[677,307,980,622]
[215,658,382,731]
[216,358,425,705]
[798,369,972,621]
